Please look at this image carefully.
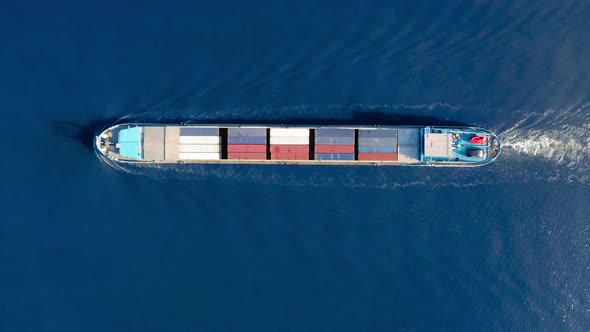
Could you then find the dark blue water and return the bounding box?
[2,0,589,330]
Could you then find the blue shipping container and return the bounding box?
[314,137,355,145]
[357,145,398,153]
[358,137,398,145]
[315,129,355,137]
[358,129,397,138]
[315,153,355,161]
[228,128,267,136]
[180,128,219,136]
[227,136,267,144]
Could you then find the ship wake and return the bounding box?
[498,103,590,184]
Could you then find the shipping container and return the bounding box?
[227,136,267,144]
[270,153,310,160]
[269,136,310,145]
[358,129,397,138]
[357,137,398,145]
[227,152,267,160]
[314,136,355,145]
[270,128,310,137]
[314,153,355,161]
[180,128,219,136]
[227,144,267,153]
[314,145,355,153]
[179,136,221,144]
[270,145,309,154]
[357,145,397,153]
[357,153,398,161]
[227,128,267,136]
[315,129,355,137]
[178,152,221,160]
[178,144,220,153]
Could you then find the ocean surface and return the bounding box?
[1,0,589,330]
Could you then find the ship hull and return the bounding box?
[95,124,501,167]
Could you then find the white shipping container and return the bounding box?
[270,128,310,137]
[179,136,221,144]
[270,136,310,145]
[178,144,220,153]
[178,152,221,160]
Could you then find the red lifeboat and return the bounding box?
[469,136,487,145]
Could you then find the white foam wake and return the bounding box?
[502,128,589,165]
[497,103,590,183]
[500,105,590,163]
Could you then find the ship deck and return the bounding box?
[96,124,500,167]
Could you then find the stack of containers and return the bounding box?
[314,128,355,160]
[227,128,267,160]
[357,129,398,161]
[178,128,220,160]
[270,128,310,160]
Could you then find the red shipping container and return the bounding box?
[271,153,310,160]
[270,145,309,154]
[227,152,267,160]
[314,145,355,153]
[357,153,398,161]
[227,144,267,153]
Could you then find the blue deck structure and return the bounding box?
[420,127,491,163]
[118,127,142,159]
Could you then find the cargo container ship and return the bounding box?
[95,124,501,166]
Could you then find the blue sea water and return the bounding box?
[1,0,590,330]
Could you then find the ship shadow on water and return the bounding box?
[53,118,120,152]
[193,110,469,127]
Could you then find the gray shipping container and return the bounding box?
[358,137,398,145]
[315,129,355,137]
[227,136,267,144]
[358,145,397,153]
[314,137,355,145]
[315,153,355,160]
[180,128,219,136]
[227,128,267,136]
[358,129,397,138]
